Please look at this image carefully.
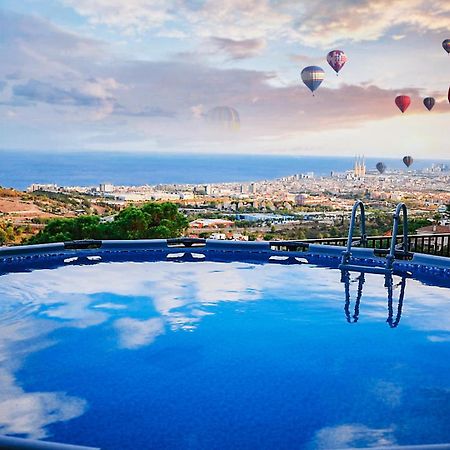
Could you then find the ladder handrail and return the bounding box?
[341,200,367,265]
[340,201,410,274]
[386,202,409,271]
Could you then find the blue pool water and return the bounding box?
[0,261,450,449]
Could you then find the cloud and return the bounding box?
[371,380,403,408]
[0,316,88,439]
[289,54,324,65]
[62,0,175,36]
[114,105,176,118]
[210,37,267,60]
[1,9,448,155]
[0,10,107,80]
[115,317,165,349]
[62,0,292,41]
[59,0,450,46]
[0,389,87,439]
[4,53,448,152]
[309,423,396,449]
[13,79,114,107]
[295,0,450,46]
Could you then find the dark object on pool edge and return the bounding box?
[0,435,100,450]
[64,240,102,250]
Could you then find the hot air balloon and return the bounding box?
[423,97,435,111]
[376,162,386,174]
[301,66,325,94]
[206,106,240,130]
[443,39,450,54]
[448,86,450,103]
[403,156,413,168]
[395,95,411,113]
[327,50,348,75]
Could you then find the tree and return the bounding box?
[28,202,188,244]
[0,228,7,245]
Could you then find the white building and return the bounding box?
[99,183,114,193]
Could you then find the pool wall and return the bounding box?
[1,239,449,286]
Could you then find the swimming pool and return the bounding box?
[1,241,450,449]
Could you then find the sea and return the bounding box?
[1,150,447,191]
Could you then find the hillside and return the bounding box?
[0,187,108,245]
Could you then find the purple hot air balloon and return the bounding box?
[443,39,450,55]
[403,156,413,168]
[423,97,435,111]
[327,50,348,75]
[376,162,386,174]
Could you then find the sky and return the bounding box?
[0,0,449,157]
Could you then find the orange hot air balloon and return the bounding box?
[395,95,411,113]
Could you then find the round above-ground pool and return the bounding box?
[0,240,450,450]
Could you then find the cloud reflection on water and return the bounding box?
[0,261,449,440]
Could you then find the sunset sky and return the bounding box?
[0,0,449,157]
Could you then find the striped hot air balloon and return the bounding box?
[206,106,240,130]
[395,95,411,113]
[301,66,325,94]
[423,97,435,111]
[443,39,450,54]
[327,50,348,75]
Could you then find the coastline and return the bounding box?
[1,150,449,191]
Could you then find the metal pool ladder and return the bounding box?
[339,201,410,275]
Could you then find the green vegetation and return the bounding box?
[28,202,188,244]
[0,221,28,245]
[398,217,431,235]
[0,222,15,245]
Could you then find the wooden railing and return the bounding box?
[271,233,450,258]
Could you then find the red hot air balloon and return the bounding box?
[423,97,435,111]
[395,95,411,113]
[327,50,348,75]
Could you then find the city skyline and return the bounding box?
[0,1,449,157]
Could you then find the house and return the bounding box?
[415,225,450,253]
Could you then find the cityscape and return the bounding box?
[11,158,446,242]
